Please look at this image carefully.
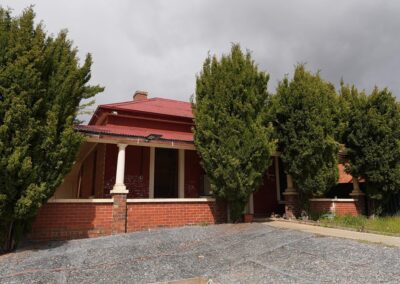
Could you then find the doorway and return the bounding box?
[253,159,280,217]
[154,148,178,198]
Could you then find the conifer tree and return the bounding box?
[0,7,103,251]
[273,65,340,198]
[340,84,400,214]
[194,44,276,221]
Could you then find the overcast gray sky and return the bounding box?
[3,1,400,117]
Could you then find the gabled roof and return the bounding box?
[98,97,193,119]
[338,164,353,183]
[82,96,194,145]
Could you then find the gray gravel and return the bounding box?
[1,223,400,283]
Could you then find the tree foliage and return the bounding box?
[273,65,340,197]
[194,44,276,221]
[0,7,103,251]
[340,84,400,213]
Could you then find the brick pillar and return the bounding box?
[110,143,129,234]
[112,193,127,234]
[283,174,299,219]
[350,178,365,215]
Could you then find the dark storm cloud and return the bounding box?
[3,0,400,119]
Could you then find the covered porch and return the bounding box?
[30,133,226,240]
[54,137,212,201]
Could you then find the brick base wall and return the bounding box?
[127,201,225,232]
[335,202,359,216]
[30,202,113,240]
[309,199,360,216]
[29,199,226,241]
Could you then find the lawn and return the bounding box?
[319,215,400,235]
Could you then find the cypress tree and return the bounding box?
[340,84,400,214]
[194,44,276,221]
[0,7,103,251]
[273,65,340,198]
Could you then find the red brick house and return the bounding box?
[30,91,365,240]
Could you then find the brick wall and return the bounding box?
[309,199,360,216]
[29,199,226,241]
[30,202,113,240]
[127,201,225,232]
[335,201,359,216]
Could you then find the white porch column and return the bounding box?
[178,149,185,198]
[284,174,296,194]
[110,144,129,194]
[149,147,155,198]
[249,193,254,214]
[350,178,364,196]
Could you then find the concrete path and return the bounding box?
[266,220,400,247]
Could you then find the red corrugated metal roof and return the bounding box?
[338,164,353,183]
[76,124,193,143]
[99,97,193,119]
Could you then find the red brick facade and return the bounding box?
[30,199,226,241]
[30,202,113,240]
[309,199,362,216]
[127,201,225,232]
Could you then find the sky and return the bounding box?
[2,1,400,120]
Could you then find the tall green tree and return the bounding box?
[273,65,340,198]
[0,7,103,251]
[340,84,400,214]
[194,44,276,221]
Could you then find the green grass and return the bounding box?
[319,215,400,235]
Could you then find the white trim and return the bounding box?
[127,197,215,203]
[48,198,113,203]
[274,156,281,202]
[149,147,155,198]
[309,198,358,202]
[110,144,128,194]
[178,149,185,198]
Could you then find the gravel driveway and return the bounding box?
[1,223,400,283]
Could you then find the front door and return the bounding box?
[154,148,178,198]
[253,159,279,217]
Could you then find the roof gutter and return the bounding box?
[76,127,194,145]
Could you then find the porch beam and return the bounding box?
[85,136,196,150]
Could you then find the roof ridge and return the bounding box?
[99,97,191,108]
[99,97,158,107]
[150,97,191,104]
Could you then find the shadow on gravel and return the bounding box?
[14,239,69,254]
